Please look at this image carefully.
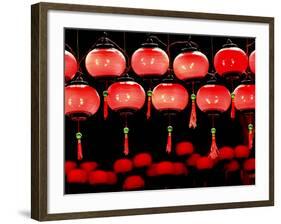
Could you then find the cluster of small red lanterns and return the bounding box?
[64,33,255,181]
[65,141,255,192]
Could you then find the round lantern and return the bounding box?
[85,48,126,78]
[243,158,255,172]
[123,175,145,191]
[196,83,231,159]
[65,161,77,175]
[224,160,240,172]
[214,39,248,76]
[88,170,108,185]
[249,50,255,74]
[80,161,98,172]
[66,168,88,184]
[155,161,175,176]
[113,158,133,174]
[133,152,153,168]
[152,82,189,154]
[107,80,145,155]
[186,153,201,167]
[175,141,194,156]
[173,49,209,128]
[219,146,234,161]
[233,84,255,149]
[234,145,250,159]
[173,162,188,176]
[131,45,169,77]
[65,82,100,160]
[64,50,78,81]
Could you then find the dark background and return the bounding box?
[64,28,255,193]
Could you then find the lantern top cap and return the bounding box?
[222,39,238,48]
[117,73,134,81]
[66,72,89,86]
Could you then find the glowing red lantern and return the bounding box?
[249,50,255,74]
[80,161,98,172]
[219,146,234,161]
[243,158,255,171]
[224,160,240,172]
[65,161,77,175]
[155,161,174,176]
[196,83,231,159]
[88,170,108,185]
[214,39,248,76]
[234,145,250,159]
[233,84,255,149]
[85,48,126,78]
[107,80,145,155]
[123,175,145,190]
[173,50,209,129]
[64,50,78,81]
[152,82,189,153]
[65,83,100,160]
[173,51,209,81]
[133,153,153,168]
[131,46,169,77]
[66,168,88,184]
[196,157,214,170]
[175,141,194,156]
[186,153,201,167]
[113,158,133,174]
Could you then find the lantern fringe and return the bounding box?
[103,90,108,120]
[76,132,83,161]
[230,93,236,119]
[166,126,173,154]
[189,94,197,129]
[146,90,152,120]
[248,123,254,150]
[208,128,220,160]
[123,127,129,155]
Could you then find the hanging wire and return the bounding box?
[210,36,215,73]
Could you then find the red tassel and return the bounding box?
[103,90,108,120]
[248,124,254,150]
[208,128,219,160]
[189,94,197,129]
[230,93,236,119]
[123,127,129,155]
[76,132,83,161]
[146,90,152,120]
[166,126,173,154]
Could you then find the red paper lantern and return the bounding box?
[65,161,77,175]
[131,47,169,77]
[243,158,255,171]
[64,50,78,81]
[80,161,98,172]
[65,84,100,161]
[196,84,231,113]
[249,50,255,74]
[175,141,194,156]
[107,171,118,185]
[133,153,153,168]
[186,153,201,167]
[214,40,248,76]
[107,80,145,155]
[196,84,231,159]
[113,158,133,174]
[173,51,209,80]
[234,84,255,149]
[155,161,174,176]
[234,145,250,159]
[152,83,189,154]
[123,175,145,190]
[85,48,126,78]
[196,157,214,170]
[66,168,88,184]
[219,146,234,161]
[152,83,189,111]
[173,162,188,176]
[88,170,108,185]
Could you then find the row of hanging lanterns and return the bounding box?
[64,33,255,161]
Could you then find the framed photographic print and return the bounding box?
[31,2,274,221]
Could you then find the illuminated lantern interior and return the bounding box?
[224,160,240,172]
[173,50,209,80]
[175,141,194,156]
[173,162,188,176]
[113,158,133,174]
[65,161,77,175]
[80,161,98,172]
[88,170,108,185]
[123,175,145,190]
[66,168,88,184]
[219,146,234,161]
[243,158,255,171]
[186,153,201,167]
[85,48,126,78]
[196,157,214,170]
[64,50,78,81]
[155,161,174,176]
[214,40,248,76]
[234,145,250,159]
[133,153,153,168]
